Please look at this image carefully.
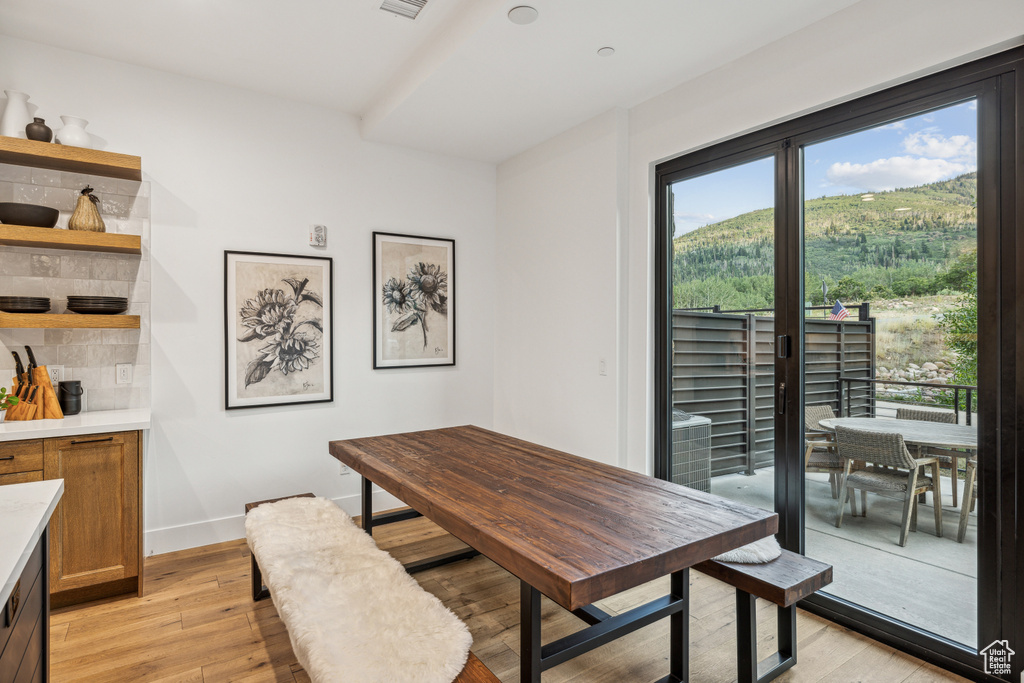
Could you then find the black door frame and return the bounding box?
[654,47,1022,682]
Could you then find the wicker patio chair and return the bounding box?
[895,408,957,424]
[957,458,978,543]
[805,404,844,498]
[834,425,943,547]
[896,407,963,507]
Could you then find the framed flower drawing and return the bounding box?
[373,232,455,369]
[224,251,333,409]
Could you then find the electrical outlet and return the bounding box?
[340,463,351,475]
[48,365,64,386]
[115,363,133,385]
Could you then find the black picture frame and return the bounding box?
[224,250,334,409]
[373,231,455,369]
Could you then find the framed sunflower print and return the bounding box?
[373,232,455,369]
[224,251,333,409]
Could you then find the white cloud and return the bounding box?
[826,156,974,192]
[879,121,907,131]
[902,132,976,162]
[673,211,717,236]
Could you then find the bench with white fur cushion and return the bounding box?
[245,496,475,683]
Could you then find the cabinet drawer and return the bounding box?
[0,471,42,487]
[0,441,43,477]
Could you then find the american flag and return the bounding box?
[828,301,850,321]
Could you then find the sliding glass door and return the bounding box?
[656,48,1023,681]
[800,101,979,647]
[664,155,776,512]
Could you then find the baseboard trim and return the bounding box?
[144,489,406,556]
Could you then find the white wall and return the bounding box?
[496,0,1024,475]
[0,36,497,554]
[494,109,629,465]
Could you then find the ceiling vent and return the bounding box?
[381,0,427,19]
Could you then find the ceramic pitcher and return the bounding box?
[0,90,32,138]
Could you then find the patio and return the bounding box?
[711,467,977,646]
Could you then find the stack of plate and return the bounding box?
[0,296,51,313]
[66,296,129,315]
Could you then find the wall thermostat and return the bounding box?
[310,224,327,247]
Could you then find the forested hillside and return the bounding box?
[672,173,977,309]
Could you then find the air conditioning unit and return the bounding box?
[670,410,711,492]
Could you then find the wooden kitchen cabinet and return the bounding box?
[42,431,141,607]
[0,528,49,683]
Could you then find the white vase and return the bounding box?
[0,90,32,138]
[56,115,92,148]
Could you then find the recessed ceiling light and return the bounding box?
[508,6,538,25]
[597,47,615,57]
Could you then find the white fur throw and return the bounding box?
[245,497,472,683]
[713,535,782,564]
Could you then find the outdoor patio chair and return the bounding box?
[896,407,964,507]
[957,458,978,543]
[805,404,844,498]
[834,425,943,547]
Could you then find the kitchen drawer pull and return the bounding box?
[70,436,115,445]
[0,455,14,461]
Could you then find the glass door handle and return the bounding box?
[777,335,791,358]
[777,382,786,414]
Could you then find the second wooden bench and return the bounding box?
[696,549,833,683]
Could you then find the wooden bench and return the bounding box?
[696,549,833,683]
[245,495,499,683]
[245,493,315,601]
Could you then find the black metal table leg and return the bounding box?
[669,568,689,683]
[361,475,373,534]
[521,581,542,683]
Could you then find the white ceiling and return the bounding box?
[0,0,863,163]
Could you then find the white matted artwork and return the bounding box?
[225,250,333,409]
[373,232,455,368]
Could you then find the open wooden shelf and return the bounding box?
[0,137,141,181]
[0,312,140,329]
[0,224,141,254]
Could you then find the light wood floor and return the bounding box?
[51,516,969,682]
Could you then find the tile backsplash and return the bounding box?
[0,162,151,412]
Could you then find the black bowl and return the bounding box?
[0,202,59,228]
[66,305,129,315]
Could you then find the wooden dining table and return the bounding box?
[329,425,778,683]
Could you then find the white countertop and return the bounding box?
[0,408,150,441]
[0,479,63,608]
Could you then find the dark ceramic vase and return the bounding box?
[25,117,53,142]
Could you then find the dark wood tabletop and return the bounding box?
[329,425,777,611]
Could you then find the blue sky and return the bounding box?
[671,100,977,237]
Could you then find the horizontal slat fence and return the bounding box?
[672,310,874,477]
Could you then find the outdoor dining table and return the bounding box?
[817,417,978,516]
[329,425,778,683]
[817,417,978,452]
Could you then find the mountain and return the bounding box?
[671,173,977,308]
